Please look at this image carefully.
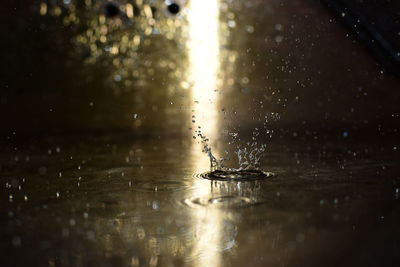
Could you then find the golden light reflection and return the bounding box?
[186,0,222,266]
[40,3,47,16]
[188,0,220,142]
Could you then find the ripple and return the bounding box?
[184,195,258,208]
[197,169,273,181]
[131,180,188,192]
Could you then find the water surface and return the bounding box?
[2,134,399,266]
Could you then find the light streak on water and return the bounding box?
[186,0,223,266]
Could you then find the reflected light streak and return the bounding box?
[188,0,220,141]
[186,0,222,266]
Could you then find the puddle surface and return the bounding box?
[2,135,399,267]
[198,169,273,181]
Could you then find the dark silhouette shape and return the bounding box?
[167,3,180,15]
[151,6,157,16]
[104,2,120,18]
[321,0,400,78]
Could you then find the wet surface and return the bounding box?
[198,169,273,181]
[1,0,400,266]
[1,134,400,266]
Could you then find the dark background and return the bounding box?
[0,0,399,139]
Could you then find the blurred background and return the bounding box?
[1,1,400,267]
[1,0,399,139]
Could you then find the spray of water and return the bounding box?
[195,128,267,172]
[193,112,280,172]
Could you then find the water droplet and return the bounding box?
[245,25,254,33]
[275,35,283,43]
[152,201,159,210]
[274,23,284,31]
[114,74,122,82]
[69,218,76,227]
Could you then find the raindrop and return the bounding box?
[114,74,122,82]
[245,25,255,33]
[69,218,76,227]
[152,201,159,210]
[275,35,283,43]
[274,24,284,31]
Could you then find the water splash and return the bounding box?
[196,128,267,172]
[194,112,280,175]
[235,143,266,170]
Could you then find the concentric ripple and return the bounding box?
[130,180,187,192]
[197,169,273,181]
[184,195,256,208]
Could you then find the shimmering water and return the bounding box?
[198,169,273,181]
[2,134,400,266]
[1,0,400,266]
